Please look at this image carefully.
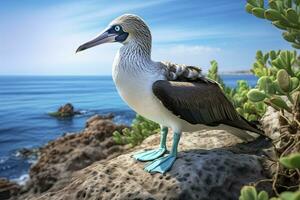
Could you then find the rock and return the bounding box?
[21,129,271,200]
[17,148,39,159]
[21,115,128,197]
[49,103,80,118]
[35,150,267,200]
[85,114,114,127]
[261,106,281,140]
[58,103,74,116]
[0,178,20,200]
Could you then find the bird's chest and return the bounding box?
[112,59,157,114]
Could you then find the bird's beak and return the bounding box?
[76,30,117,53]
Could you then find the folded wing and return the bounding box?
[152,80,263,135]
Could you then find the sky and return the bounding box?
[0,0,294,75]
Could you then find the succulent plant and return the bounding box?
[208,60,265,121]
[239,186,269,200]
[246,47,300,200]
[247,50,300,118]
[246,0,300,49]
[113,114,160,147]
[240,186,300,200]
[280,153,300,169]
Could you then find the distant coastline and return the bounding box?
[219,70,252,75]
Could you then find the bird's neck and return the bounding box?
[117,41,154,73]
[121,40,151,59]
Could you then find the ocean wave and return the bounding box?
[12,174,29,185]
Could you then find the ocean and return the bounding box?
[0,75,257,183]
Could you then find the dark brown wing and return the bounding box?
[152,79,263,134]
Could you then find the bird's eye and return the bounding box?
[114,25,120,32]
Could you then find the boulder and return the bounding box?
[20,115,128,197]
[49,103,81,118]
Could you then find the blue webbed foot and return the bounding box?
[144,155,176,174]
[133,148,167,161]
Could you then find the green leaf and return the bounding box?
[258,0,264,8]
[277,69,290,92]
[279,153,300,169]
[240,186,257,200]
[256,50,263,59]
[257,191,269,200]
[292,43,300,49]
[247,89,266,102]
[252,8,266,19]
[269,96,292,112]
[265,9,283,21]
[290,77,299,91]
[272,21,288,30]
[270,50,277,60]
[289,153,300,168]
[280,191,296,200]
[246,3,255,14]
[258,76,276,95]
[269,0,278,9]
[280,156,295,168]
[283,32,296,43]
[286,8,298,24]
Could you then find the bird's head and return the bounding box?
[76,14,152,53]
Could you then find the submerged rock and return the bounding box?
[17,148,39,159]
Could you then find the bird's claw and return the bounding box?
[133,148,167,161]
[144,155,176,174]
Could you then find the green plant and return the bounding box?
[280,153,300,169]
[113,114,160,147]
[246,0,300,49]
[240,185,300,200]
[247,50,300,152]
[247,50,300,196]
[244,1,300,197]
[207,60,265,121]
[233,80,266,121]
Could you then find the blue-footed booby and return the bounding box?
[76,14,264,174]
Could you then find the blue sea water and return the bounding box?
[0,75,257,183]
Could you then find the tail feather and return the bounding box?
[220,116,268,141]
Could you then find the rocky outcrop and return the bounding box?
[20,114,128,198]
[19,127,272,200]
[2,107,279,200]
[33,149,267,200]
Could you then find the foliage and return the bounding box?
[240,185,300,200]
[246,0,300,49]
[233,80,266,121]
[247,50,300,159]
[240,154,300,200]
[113,114,160,147]
[280,153,300,169]
[207,60,265,121]
[244,1,300,198]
